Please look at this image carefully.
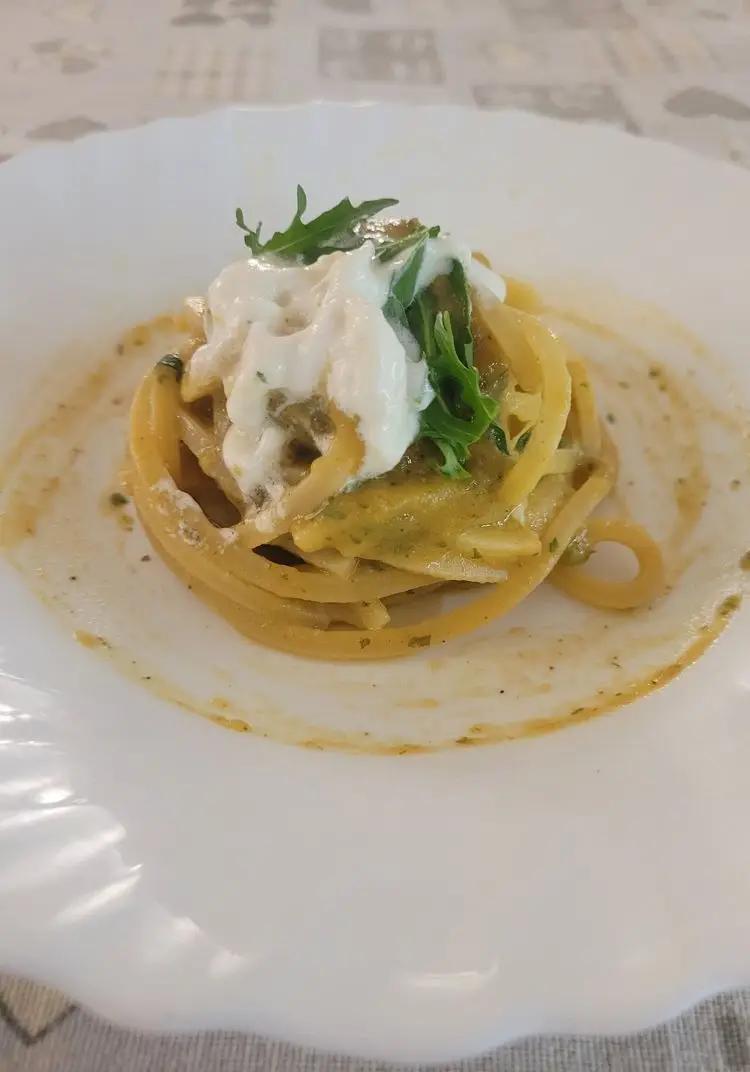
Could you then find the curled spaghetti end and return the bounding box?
[550,518,666,610]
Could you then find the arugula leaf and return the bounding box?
[489,419,532,461]
[235,208,263,252]
[429,439,470,480]
[376,223,439,263]
[489,423,510,455]
[405,263,499,477]
[383,240,428,332]
[448,260,473,361]
[392,242,426,308]
[516,428,532,453]
[235,185,398,263]
[417,311,498,477]
[406,287,437,360]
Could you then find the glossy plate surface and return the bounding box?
[0,104,749,1063]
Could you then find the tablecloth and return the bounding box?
[1,1,750,1069]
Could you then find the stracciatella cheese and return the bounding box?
[184,236,505,525]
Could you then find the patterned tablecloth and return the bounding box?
[1,1,750,1070]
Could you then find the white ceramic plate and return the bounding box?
[1,104,749,1064]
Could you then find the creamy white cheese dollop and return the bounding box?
[185,234,505,522]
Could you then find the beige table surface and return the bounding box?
[1,1,750,1069]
